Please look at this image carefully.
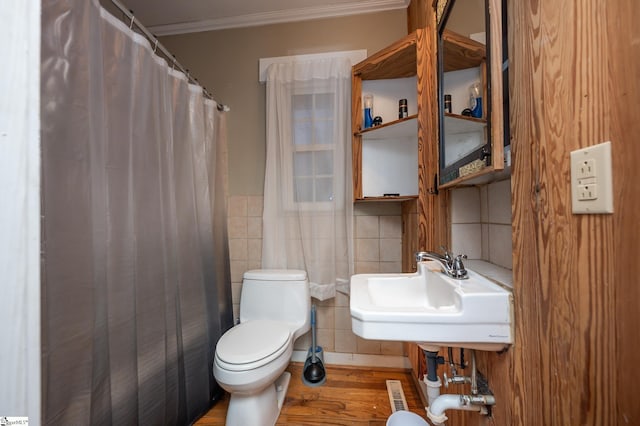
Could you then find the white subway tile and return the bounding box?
[247,195,263,217]
[379,238,402,262]
[450,187,481,223]
[488,180,512,224]
[335,329,357,353]
[227,216,247,239]
[228,196,247,217]
[356,215,379,238]
[229,239,248,261]
[451,223,482,259]
[380,215,402,238]
[489,224,513,269]
[247,217,262,238]
[356,238,380,262]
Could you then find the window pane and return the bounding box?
[293,94,312,120]
[315,177,334,202]
[293,152,313,177]
[315,150,333,175]
[294,177,313,202]
[294,121,311,145]
[314,119,333,145]
[315,93,334,119]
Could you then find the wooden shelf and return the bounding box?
[438,164,511,189]
[444,114,486,134]
[353,32,418,80]
[442,29,486,72]
[356,195,418,202]
[357,115,418,139]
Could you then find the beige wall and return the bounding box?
[443,0,486,36]
[161,11,408,195]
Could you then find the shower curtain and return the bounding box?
[40,1,233,424]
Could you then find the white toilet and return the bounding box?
[213,269,310,426]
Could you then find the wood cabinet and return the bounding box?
[351,30,426,203]
[437,2,508,189]
[350,25,446,258]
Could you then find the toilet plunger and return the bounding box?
[303,304,325,384]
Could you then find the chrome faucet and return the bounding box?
[416,249,468,279]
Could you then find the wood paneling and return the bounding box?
[197,364,424,425]
[509,0,615,422]
[421,0,640,424]
[609,1,640,422]
[401,199,419,273]
[500,0,639,424]
[416,22,446,253]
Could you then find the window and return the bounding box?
[288,89,336,209]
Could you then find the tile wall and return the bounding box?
[450,179,512,270]
[227,196,405,358]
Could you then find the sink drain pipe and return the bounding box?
[426,349,496,425]
[423,349,442,406]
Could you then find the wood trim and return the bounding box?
[407,0,429,33]
[609,0,640,422]
[488,0,504,171]
[351,73,363,201]
[416,24,448,253]
[353,32,418,80]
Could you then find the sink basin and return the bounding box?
[350,261,513,351]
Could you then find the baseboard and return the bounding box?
[292,350,411,369]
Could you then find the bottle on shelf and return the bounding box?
[363,93,374,128]
[469,82,482,118]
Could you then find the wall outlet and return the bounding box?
[570,141,614,214]
[577,159,596,179]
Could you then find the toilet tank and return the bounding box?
[240,269,310,338]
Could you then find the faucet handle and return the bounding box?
[438,246,454,265]
[452,254,468,279]
[438,245,450,256]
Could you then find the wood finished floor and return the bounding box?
[196,363,425,426]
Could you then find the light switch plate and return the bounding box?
[570,141,614,214]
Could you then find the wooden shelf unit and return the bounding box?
[351,31,428,202]
[439,28,506,187]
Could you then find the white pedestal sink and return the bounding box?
[350,261,512,351]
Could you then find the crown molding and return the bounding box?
[150,0,410,36]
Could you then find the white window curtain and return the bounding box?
[263,57,354,301]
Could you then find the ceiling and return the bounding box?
[117,0,410,36]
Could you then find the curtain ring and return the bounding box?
[129,14,135,30]
[153,39,158,53]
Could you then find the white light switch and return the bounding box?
[570,141,614,214]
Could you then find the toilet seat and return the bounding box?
[216,320,291,372]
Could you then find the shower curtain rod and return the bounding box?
[110,0,229,112]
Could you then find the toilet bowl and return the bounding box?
[213,269,310,426]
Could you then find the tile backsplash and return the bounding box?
[450,179,512,270]
[227,196,404,358]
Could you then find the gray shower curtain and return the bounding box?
[40,0,233,424]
